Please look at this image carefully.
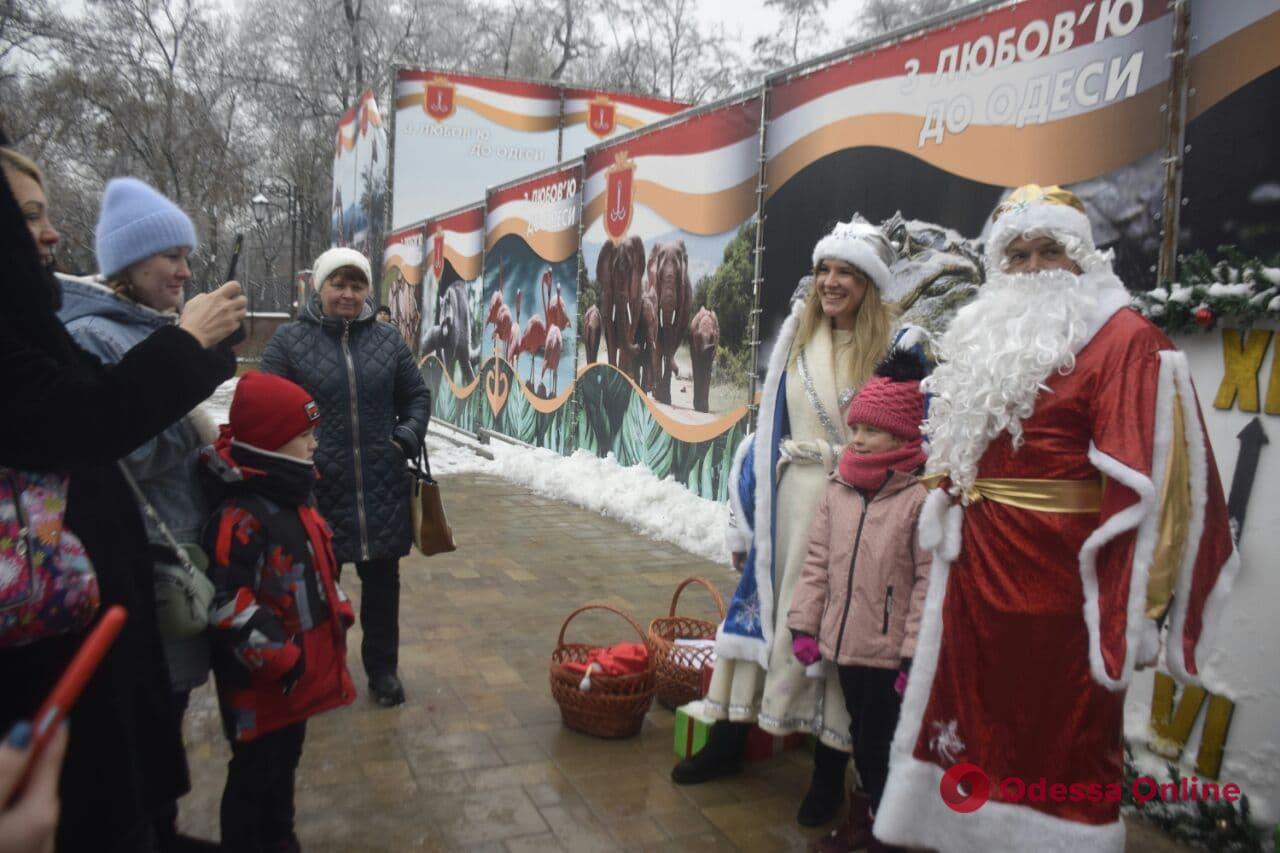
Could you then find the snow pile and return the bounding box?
[426,434,731,564]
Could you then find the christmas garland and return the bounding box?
[1131,249,1280,334]
[1122,743,1266,851]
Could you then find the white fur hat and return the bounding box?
[312,247,372,291]
[984,184,1109,274]
[811,219,902,301]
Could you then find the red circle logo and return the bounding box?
[939,763,991,813]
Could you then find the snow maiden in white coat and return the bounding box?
[873,185,1239,853]
[673,217,922,825]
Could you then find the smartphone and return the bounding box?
[223,233,247,346]
[7,605,128,805]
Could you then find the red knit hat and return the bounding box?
[845,349,926,440]
[229,371,320,451]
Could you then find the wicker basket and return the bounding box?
[648,577,726,709]
[549,603,656,738]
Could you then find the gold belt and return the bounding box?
[920,473,1103,514]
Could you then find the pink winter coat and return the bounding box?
[787,469,931,669]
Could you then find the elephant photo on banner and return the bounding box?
[580,95,760,429]
[576,95,760,499]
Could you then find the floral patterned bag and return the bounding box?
[0,467,101,648]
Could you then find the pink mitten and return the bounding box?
[792,634,821,666]
[894,669,909,696]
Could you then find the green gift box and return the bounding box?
[674,700,716,758]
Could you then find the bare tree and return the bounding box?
[751,0,830,73]
[857,0,966,37]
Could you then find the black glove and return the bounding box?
[391,425,421,461]
[281,652,305,696]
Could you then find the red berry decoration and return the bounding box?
[1194,306,1215,329]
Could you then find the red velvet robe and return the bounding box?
[875,308,1238,852]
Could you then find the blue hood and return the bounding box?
[56,275,177,332]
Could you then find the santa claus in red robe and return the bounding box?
[873,185,1239,853]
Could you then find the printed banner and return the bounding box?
[419,204,485,428]
[330,103,359,247]
[560,88,688,161]
[1178,0,1280,265]
[1121,2,1280,821]
[762,0,1175,343]
[332,90,388,255]
[382,224,425,354]
[392,71,561,229]
[577,95,761,499]
[461,163,583,452]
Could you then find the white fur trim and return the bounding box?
[941,502,963,562]
[918,488,949,552]
[874,755,1124,853]
[879,532,1124,852]
[713,624,771,668]
[715,299,805,670]
[882,508,954,802]
[724,432,754,556]
[1137,618,1161,667]
[1161,352,1241,684]
[812,237,896,300]
[1078,273,1132,346]
[986,203,1095,269]
[1080,442,1156,691]
[876,496,1123,852]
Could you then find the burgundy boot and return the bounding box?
[812,790,872,853]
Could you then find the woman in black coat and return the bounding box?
[261,247,431,708]
[0,148,246,852]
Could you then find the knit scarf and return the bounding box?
[838,438,927,490]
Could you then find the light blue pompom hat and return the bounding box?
[94,177,198,278]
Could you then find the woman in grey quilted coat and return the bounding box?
[262,247,431,707]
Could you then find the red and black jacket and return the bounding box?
[200,434,356,742]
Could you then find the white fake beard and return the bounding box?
[923,269,1101,494]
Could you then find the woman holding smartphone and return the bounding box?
[0,146,245,853]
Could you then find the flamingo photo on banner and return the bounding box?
[467,162,583,453]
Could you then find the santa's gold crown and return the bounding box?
[991,184,1086,222]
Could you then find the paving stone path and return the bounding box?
[179,472,1189,852]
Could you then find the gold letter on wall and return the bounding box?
[1214,329,1272,412]
[1148,672,1236,779]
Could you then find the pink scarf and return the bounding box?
[838,439,927,491]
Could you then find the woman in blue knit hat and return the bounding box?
[57,177,223,853]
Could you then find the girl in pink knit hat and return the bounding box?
[786,349,932,853]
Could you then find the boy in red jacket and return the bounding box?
[200,371,356,853]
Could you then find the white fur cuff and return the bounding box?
[1138,618,1161,668]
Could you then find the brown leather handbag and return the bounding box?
[408,452,456,556]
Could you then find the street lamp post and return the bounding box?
[255,177,297,313]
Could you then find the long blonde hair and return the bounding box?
[789,266,897,388]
